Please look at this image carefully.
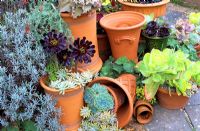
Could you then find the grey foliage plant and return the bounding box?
[0,9,63,130]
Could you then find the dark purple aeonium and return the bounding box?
[57,49,72,66]
[40,30,67,54]
[69,37,96,64]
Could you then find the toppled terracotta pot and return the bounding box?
[97,34,112,62]
[118,0,170,18]
[157,87,189,109]
[61,11,102,73]
[100,11,145,63]
[88,74,136,128]
[133,100,153,124]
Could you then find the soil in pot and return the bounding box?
[118,0,170,18]
[39,75,84,131]
[156,87,189,109]
[100,11,145,63]
[61,11,103,74]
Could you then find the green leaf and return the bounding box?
[115,56,128,65]
[189,33,200,45]
[113,64,123,74]
[123,61,135,73]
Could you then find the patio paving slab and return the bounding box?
[185,105,200,130]
[144,105,191,131]
[187,89,200,106]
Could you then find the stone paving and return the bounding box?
[125,3,200,131]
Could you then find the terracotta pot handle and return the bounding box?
[114,36,136,45]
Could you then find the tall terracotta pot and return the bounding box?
[133,100,153,124]
[61,11,102,73]
[156,87,189,109]
[39,75,84,131]
[100,11,145,63]
[97,34,112,62]
[118,0,170,18]
[88,74,136,128]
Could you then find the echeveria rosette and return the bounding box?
[69,37,96,64]
[40,30,67,54]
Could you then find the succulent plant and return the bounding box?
[189,12,200,25]
[49,69,94,94]
[40,30,68,54]
[79,107,119,131]
[58,0,101,18]
[84,83,114,113]
[143,20,170,37]
[69,37,96,64]
[80,107,91,118]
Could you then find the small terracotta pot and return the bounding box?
[118,0,170,18]
[100,11,145,63]
[156,87,189,109]
[61,11,102,74]
[195,44,200,58]
[39,75,84,131]
[88,74,136,128]
[133,100,153,124]
[97,34,112,62]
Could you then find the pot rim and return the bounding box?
[118,0,170,7]
[100,11,145,31]
[39,75,81,93]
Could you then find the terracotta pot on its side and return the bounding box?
[100,11,145,63]
[97,34,112,62]
[156,87,189,109]
[118,0,170,18]
[61,11,102,74]
[133,100,153,124]
[88,74,136,128]
[39,75,84,131]
[195,44,200,58]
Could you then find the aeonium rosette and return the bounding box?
[40,30,95,93]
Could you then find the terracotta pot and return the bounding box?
[39,75,84,131]
[97,34,112,62]
[133,100,153,124]
[195,44,200,58]
[88,74,136,128]
[156,87,189,109]
[100,11,145,63]
[61,11,102,74]
[104,85,126,113]
[118,0,170,18]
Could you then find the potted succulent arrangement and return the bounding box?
[58,0,103,73]
[39,33,96,130]
[118,0,170,18]
[137,48,200,109]
[100,11,145,62]
[142,18,171,51]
